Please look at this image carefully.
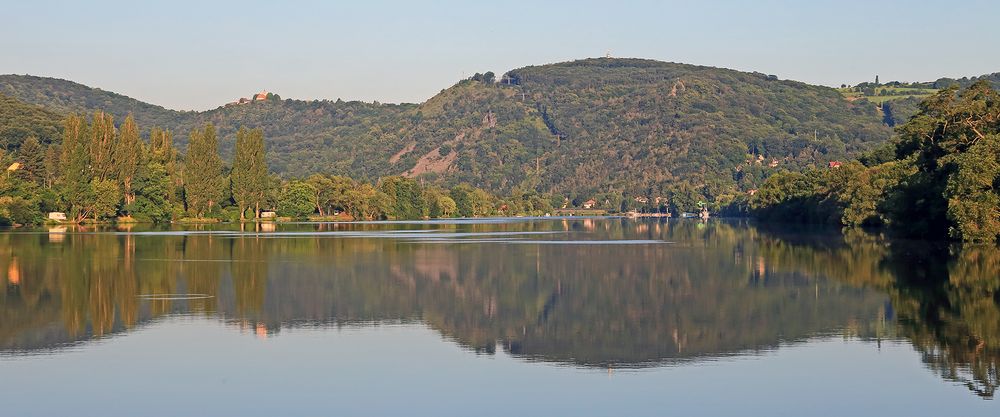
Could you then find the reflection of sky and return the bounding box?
[0,318,994,416]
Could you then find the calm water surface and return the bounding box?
[0,218,997,416]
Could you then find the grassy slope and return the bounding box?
[838,85,938,104]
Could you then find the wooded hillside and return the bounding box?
[0,58,899,201]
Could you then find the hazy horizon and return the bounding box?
[3,0,999,111]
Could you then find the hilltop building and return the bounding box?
[227,91,270,106]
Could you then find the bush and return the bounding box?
[277,181,316,219]
[0,196,38,226]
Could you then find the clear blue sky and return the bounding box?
[2,0,998,111]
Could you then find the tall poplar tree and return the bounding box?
[231,127,268,220]
[44,144,60,188]
[89,111,116,182]
[183,123,224,217]
[149,127,174,164]
[149,127,180,203]
[60,115,93,221]
[114,114,143,205]
[59,115,87,177]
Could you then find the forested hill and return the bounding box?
[0,93,62,149]
[1,58,894,197]
[933,72,1000,89]
[0,74,414,175]
[0,75,188,132]
[492,58,891,196]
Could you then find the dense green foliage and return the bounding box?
[0,93,62,150]
[932,72,1000,90]
[508,59,890,195]
[0,75,185,134]
[749,81,1000,242]
[276,180,316,219]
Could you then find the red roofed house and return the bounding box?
[254,90,269,101]
[829,161,842,168]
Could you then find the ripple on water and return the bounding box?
[136,294,215,301]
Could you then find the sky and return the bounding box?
[2,0,998,111]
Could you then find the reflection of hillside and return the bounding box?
[416,240,885,366]
[2,221,883,364]
[1,220,996,398]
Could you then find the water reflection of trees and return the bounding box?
[749,225,998,398]
[879,243,999,399]
[0,220,997,398]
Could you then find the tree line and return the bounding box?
[0,111,565,225]
[746,80,1000,243]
